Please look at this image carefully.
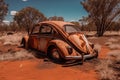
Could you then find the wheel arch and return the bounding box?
[21,36,29,48]
[47,40,70,59]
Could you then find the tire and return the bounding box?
[47,46,64,63]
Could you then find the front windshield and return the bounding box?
[64,25,81,33]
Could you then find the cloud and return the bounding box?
[3,20,10,25]
[10,11,18,16]
[70,20,76,22]
[22,0,28,2]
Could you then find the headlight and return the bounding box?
[66,46,73,55]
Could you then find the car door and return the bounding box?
[37,24,55,52]
[29,25,40,49]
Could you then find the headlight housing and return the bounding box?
[66,46,73,55]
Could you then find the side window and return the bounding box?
[32,26,40,34]
[40,25,52,34]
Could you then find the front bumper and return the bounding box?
[65,53,97,60]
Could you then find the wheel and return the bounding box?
[47,46,64,63]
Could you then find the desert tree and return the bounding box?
[81,0,120,36]
[71,21,81,29]
[113,22,120,32]
[79,16,90,31]
[48,16,64,21]
[9,21,19,32]
[14,7,46,34]
[0,0,8,23]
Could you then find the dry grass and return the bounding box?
[105,42,112,46]
[108,44,120,50]
[0,49,34,61]
[107,50,120,62]
[96,59,116,80]
[94,43,101,53]
[105,38,120,50]
[83,31,120,36]
[0,32,34,61]
[96,50,120,80]
[107,38,119,43]
[0,32,27,46]
[104,31,120,36]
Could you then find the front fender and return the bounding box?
[48,40,71,58]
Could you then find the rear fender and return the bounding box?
[21,36,29,48]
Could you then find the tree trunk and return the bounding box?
[97,31,104,37]
[96,26,105,37]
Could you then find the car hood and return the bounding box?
[68,33,93,54]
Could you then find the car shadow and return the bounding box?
[32,51,83,66]
[29,49,83,66]
[18,45,47,59]
[31,50,47,59]
[61,60,83,67]
[19,46,83,66]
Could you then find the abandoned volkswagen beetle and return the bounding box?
[21,21,98,62]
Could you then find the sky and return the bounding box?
[4,0,88,22]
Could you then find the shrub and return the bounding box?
[96,50,120,80]
[0,49,34,61]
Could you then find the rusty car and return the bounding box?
[21,21,98,63]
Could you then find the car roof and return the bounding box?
[38,21,74,29]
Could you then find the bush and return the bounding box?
[0,49,34,61]
[96,50,120,80]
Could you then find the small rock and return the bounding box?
[19,64,23,68]
[43,58,50,62]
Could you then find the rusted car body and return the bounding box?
[21,21,98,62]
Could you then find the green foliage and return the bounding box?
[0,0,8,22]
[9,21,20,32]
[14,7,47,34]
[71,21,81,30]
[0,22,20,32]
[48,16,64,21]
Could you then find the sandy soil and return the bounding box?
[0,45,110,80]
[0,33,119,80]
[0,59,98,80]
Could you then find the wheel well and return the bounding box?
[21,38,25,45]
[47,45,65,59]
[47,45,56,54]
[21,38,27,48]
[47,45,66,63]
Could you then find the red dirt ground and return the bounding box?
[0,59,97,80]
[0,45,110,80]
